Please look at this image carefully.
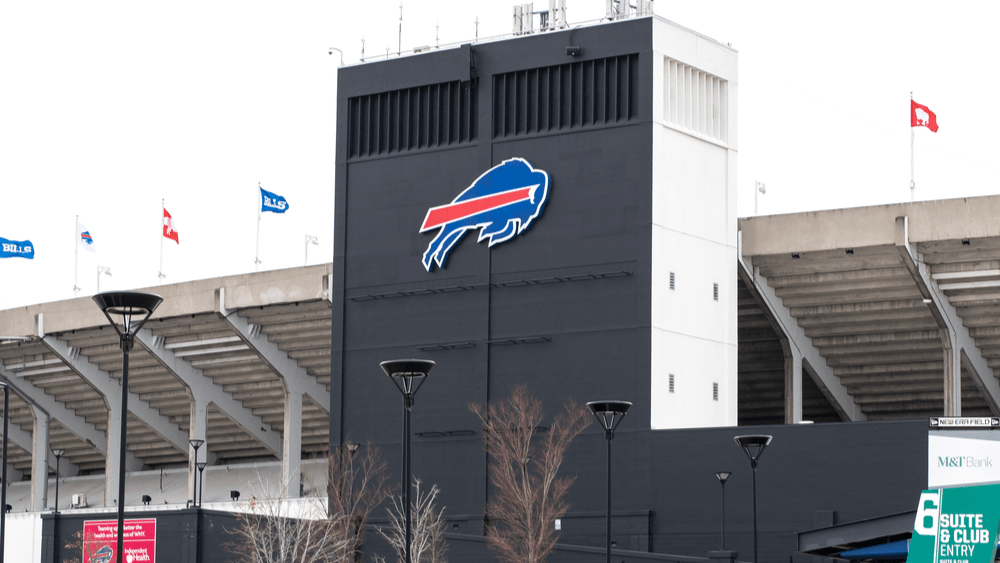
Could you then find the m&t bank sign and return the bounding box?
[907,484,1000,563]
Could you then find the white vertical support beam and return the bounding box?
[894,216,1000,415]
[30,410,49,511]
[217,288,328,499]
[106,388,124,506]
[283,390,303,498]
[784,349,803,424]
[943,340,961,416]
[738,234,866,422]
[188,400,208,503]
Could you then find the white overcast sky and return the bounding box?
[1,1,998,311]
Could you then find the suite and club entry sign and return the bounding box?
[907,484,1000,563]
[83,518,156,563]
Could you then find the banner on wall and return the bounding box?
[906,484,1000,563]
[83,518,156,563]
[928,422,1000,489]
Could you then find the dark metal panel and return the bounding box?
[338,43,472,98]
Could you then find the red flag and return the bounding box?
[911,99,939,132]
[163,208,179,244]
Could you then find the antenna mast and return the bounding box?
[398,1,403,56]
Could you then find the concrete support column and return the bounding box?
[105,389,123,508]
[30,410,49,511]
[784,349,803,424]
[282,390,303,498]
[943,329,962,416]
[188,399,208,503]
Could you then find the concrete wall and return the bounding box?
[740,195,1000,257]
[3,512,44,563]
[650,18,738,429]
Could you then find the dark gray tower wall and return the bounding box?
[331,18,655,518]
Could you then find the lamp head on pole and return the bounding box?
[346,442,360,454]
[380,359,435,408]
[197,462,207,473]
[715,471,731,484]
[93,291,163,351]
[188,439,204,450]
[52,449,66,458]
[734,435,772,469]
[587,400,632,440]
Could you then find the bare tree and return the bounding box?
[374,478,449,563]
[470,385,591,563]
[327,441,393,561]
[60,528,106,563]
[227,443,392,563]
[227,475,351,563]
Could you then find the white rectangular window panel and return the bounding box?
[663,57,728,144]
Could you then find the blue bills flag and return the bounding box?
[260,187,289,214]
[0,237,34,259]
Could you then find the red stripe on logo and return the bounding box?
[421,187,534,231]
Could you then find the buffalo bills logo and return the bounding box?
[90,545,113,563]
[420,158,549,271]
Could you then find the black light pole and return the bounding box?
[587,400,632,563]
[94,291,162,563]
[715,471,731,549]
[52,449,67,513]
[0,382,8,563]
[734,435,772,563]
[380,359,435,563]
[189,439,204,507]
[197,462,207,506]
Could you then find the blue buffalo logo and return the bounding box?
[90,545,113,563]
[420,158,549,271]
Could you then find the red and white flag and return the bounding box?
[163,208,179,244]
[911,99,939,132]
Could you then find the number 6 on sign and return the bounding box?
[914,491,940,536]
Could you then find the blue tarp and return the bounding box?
[840,539,910,560]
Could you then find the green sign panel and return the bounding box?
[907,484,1000,563]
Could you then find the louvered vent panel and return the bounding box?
[663,57,728,144]
[347,80,477,160]
[493,54,640,138]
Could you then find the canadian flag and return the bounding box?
[911,99,939,132]
[163,208,179,244]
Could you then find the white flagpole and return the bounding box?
[910,92,915,202]
[159,199,165,284]
[73,215,80,295]
[255,183,262,271]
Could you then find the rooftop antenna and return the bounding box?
[475,17,479,42]
[436,21,439,47]
[398,1,403,56]
[361,37,365,62]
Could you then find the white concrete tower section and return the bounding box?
[650,18,738,429]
